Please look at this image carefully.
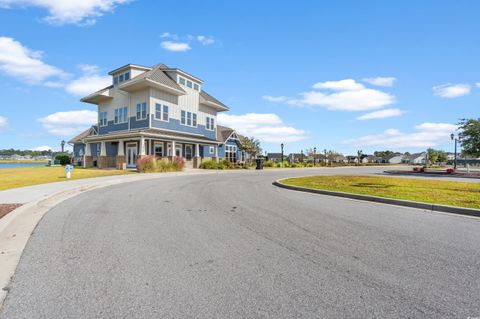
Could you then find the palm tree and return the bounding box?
[357,150,363,164]
[240,136,261,165]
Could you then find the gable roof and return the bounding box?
[122,64,186,94]
[216,125,234,143]
[69,126,96,144]
[200,90,229,111]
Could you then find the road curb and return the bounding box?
[272,179,480,218]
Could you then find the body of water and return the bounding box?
[0,162,47,169]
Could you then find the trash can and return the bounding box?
[255,158,264,170]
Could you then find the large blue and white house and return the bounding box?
[69,63,244,169]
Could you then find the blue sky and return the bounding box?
[0,0,478,155]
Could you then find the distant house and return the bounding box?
[266,153,284,162]
[402,152,426,165]
[331,154,347,163]
[288,153,307,163]
[346,155,357,163]
[363,155,380,163]
[381,154,404,164]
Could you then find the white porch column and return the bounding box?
[85,143,91,156]
[117,140,124,156]
[195,143,200,157]
[214,145,218,157]
[100,141,106,156]
[139,136,145,156]
[171,140,176,157]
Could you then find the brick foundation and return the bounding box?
[84,156,93,168]
[98,156,108,169]
[116,155,126,170]
[193,156,201,168]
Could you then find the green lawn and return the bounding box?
[281,175,480,209]
[0,166,133,191]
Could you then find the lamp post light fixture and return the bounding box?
[313,147,317,166]
[450,133,458,169]
[281,143,284,168]
[324,149,327,166]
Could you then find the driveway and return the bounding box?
[1,167,479,318]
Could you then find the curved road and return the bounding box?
[1,167,480,318]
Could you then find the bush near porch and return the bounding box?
[199,159,250,169]
[136,156,185,173]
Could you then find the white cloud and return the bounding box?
[160,41,191,52]
[37,110,97,136]
[356,108,404,120]
[262,95,290,103]
[0,115,7,128]
[30,145,52,151]
[196,35,215,45]
[218,113,307,143]
[0,36,67,84]
[433,83,471,98]
[267,79,396,112]
[362,77,396,87]
[313,79,365,91]
[476,83,480,88]
[0,0,130,25]
[343,122,457,149]
[65,72,110,96]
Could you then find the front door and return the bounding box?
[126,144,137,168]
[185,145,193,160]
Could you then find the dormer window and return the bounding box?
[178,76,200,91]
[113,71,131,85]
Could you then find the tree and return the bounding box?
[357,150,363,164]
[373,150,400,157]
[458,118,480,157]
[427,148,448,164]
[240,136,261,165]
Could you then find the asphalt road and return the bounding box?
[1,167,480,318]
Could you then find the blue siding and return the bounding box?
[130,115,149,129]
[73,144,85,157]
[152,118,216,140]
[106,142,118,156]
[98,120,128,135]
[90,143,99,156]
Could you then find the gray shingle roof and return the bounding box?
[128,64,185,93]
[69,127,94,144]
[200,90,229,109]
[216,125,234,143]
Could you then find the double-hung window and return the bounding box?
[114,107,128,124]
[192,113,197,126]
[155,103,162,120]
[163,105,169,121]
[186,80,193,88]
[206,116,215,130]
[136,103,147,120]
[99,112,108,126]
[181,110,186,125]
[179,77,186,85]
[193,83,199,91]
[187,112,192,126]
[154,143,164,157]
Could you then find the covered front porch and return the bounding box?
[79,133,219,170]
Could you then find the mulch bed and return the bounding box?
[0,204,22,219]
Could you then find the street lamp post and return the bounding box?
[450,133,458,169]
[281,143,284,168]
[313,147,317,166]
[324,149,327,166]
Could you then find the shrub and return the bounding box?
[446,168,455,174]
[172,156,185,171]
[263,160,274,167]
[156,159,174,172]
[200,159,224,169]
[55,154,71,166]
[136,155,156,172]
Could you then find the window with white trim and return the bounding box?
[163,105,169,121]
[113,71,130,85]
[193,83,199,91]
[225,144,237,163]
[114,107,128,124]
[209,146,214,154]
[136,103,147,120]
[99,111,108,126]
[181,110,197,127]
[179,77,186,85]
[154,143,164,157]
[206,116,215,130]
[186,80,193,88]
[155,104,161,120]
